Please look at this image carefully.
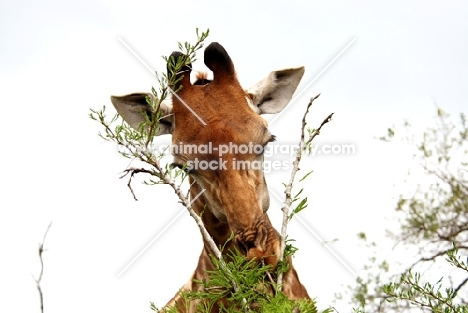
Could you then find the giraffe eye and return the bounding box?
[170,162,191,173]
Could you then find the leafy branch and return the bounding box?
[383,250,468,313]
[146,28,210,147]
[155,248,322,313]
[345,107,468,312]
[277,93,334,287]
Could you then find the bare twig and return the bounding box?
[261,259,277,295]
[120,167,156,201]
[34,222,52,313]
[277,94,334,287]
[265,270,276,293]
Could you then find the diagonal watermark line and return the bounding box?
[294,215,358,277]
[269,189,358,277]
[118,37,155,74]
[118,37,207,126]
[168,88,207,126]
[117,189,206,277]
[117,208,184,277]
[270,38,356,126]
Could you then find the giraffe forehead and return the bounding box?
[172,120,270,159]
[172,97,270,149]
[173,87,249,117]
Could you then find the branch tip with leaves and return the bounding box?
[277,94,334,288]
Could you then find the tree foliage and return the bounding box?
[345,108,468,312]
[151,248,325,313]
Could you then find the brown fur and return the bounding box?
[193,71,210,85]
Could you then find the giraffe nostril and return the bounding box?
[244,241,256,251]
[235,236,254,256]
[235,233,264,259]
[234,234,247,254]
[238,242,248,255]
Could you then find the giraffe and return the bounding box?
[111,42,310,311]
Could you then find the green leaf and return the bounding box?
[299,170,314,183]
[290,198,308,220]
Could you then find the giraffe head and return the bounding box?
[111,42,304,267]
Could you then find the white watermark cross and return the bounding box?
[269,189,358,277]
[117,189,206,277]
[270,38,356,126]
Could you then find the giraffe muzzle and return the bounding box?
[234,222,280,268]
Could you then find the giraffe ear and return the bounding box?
[246,67,305,114]
[110,93,173,135]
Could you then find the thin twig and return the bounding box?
[265,270,276,293]
[261,259,277,295]
[277,94,334,288]
[120,167,155,201]
[34,222,52,313]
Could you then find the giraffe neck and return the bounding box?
[165,179,310,311]
[188,176,280,264]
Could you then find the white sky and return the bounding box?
[1,1,467,312]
